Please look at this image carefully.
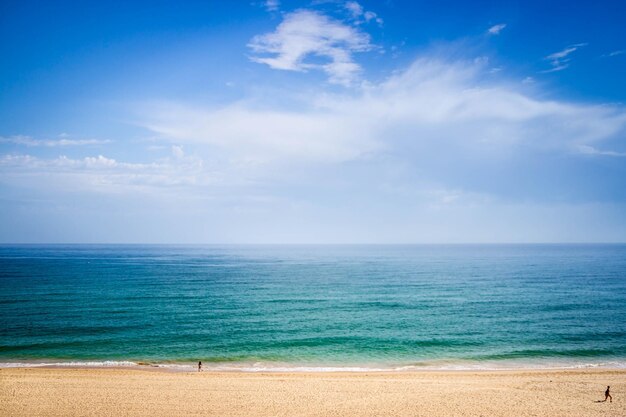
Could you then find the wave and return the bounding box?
[0,360,139,368]
[2,359,626,372]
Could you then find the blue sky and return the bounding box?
[1,0,625,243]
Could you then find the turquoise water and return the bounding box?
[1,244,626,370]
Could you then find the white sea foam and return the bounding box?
[207,364,392,372]
[0,361,139,368]
[1,360,625,372]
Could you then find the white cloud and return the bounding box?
[543,43,587,72]
[0,150,208,193]
[5,56,626,203]
[487,23,506,35]
[171,145,185,159]
[345,1,363,18]
[139,101,379,164]
[576,145,626,157]
[546,46,578,60]
[3,54,626,243]
[248,10,373,85]
[137,57,626,174]
[0,135,111,147]
[541,64,570,73]
[345,1,383,26]
[364,12,381,25]
[264,0,280,12]
[608,50,624,57]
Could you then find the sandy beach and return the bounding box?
[0,368,623,416]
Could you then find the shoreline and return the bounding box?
[2,359,626,373]
[2,365,626,376]
[1,367,623,416]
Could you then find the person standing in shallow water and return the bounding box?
[604,386,612,402]
[198,361,202,372]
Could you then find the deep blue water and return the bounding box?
[1,244,625,370]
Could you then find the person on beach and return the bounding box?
[604,386,612,402]
[198,361,202,372]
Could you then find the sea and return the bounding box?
[1,244,625,371]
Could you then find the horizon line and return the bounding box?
[1,242,625,246]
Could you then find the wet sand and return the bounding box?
[0,368,624,416]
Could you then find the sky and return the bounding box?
[1,0,625,243]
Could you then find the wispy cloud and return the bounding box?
[607,50,624,57]
[136,56,626,174]
[345,1,383,26]
[264,0,280,12]
[0,146,208,193]
[3,54,626,243]
[248,9,373,86]
[5,56,625,198]
[576,145,626,157]
[138,100,379,165]
[487,23,506,35]
[541,64,570,73]
[0,135,111,147]
[542,43,587,73]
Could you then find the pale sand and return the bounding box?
[1,368,624,416]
